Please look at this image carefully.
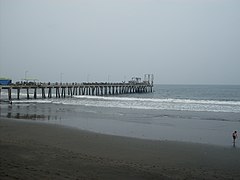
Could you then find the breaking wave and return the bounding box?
[69,96,240,113]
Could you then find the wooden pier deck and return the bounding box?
[0,82,153,101]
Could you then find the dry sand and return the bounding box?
[1,118,240,180]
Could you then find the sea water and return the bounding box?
[1,85,240,146]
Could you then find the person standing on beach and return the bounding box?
[232,131,237,144]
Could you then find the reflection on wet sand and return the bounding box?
[1,103,62,121]
[7,112,46,120]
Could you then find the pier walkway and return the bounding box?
[0,82,153,101]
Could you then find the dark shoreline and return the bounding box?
[1,118,240,179]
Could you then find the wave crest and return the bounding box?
[73,95,240,106]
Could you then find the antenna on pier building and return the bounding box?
[144,74,154,85]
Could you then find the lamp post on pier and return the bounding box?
[87,74,90,82]
[25,71,28,82]
[60,72,64,83]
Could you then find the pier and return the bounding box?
[0,75,154,101]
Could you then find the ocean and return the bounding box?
[61,85,240,113]
[1,84,240,146]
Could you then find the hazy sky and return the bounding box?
[0,0,240,84]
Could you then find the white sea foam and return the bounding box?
[70,95,240,113]
[12,100,52,104]
[3,94,240,113]
[73,95,240,106]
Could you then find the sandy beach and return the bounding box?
[0,118,240,180]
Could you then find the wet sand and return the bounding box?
[1,118,240,180]
[2,103,240,146]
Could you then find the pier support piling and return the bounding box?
[8,88,12,101]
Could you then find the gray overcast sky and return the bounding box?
[0,0,240,84]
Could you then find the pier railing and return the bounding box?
[0,82,153,100]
